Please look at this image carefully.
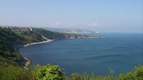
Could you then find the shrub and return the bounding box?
[34,64,65,80]
[119,65,143,80]
[0,65,35,80]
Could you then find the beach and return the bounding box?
[24,39,53,47]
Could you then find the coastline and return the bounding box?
[23,39,54,69]
[14,39,54,69]
[16,36,100,69]
[24,39,53,47]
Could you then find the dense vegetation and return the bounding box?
[16,30,45,44]
[1,27,143,80]
[1,64,143,80]
[0,27,25,66]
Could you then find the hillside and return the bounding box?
[0,27,25,66]
[15,30,46,44]
[46,28,97,34]
[36,28,99,40]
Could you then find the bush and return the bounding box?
[119,65,143,80]
[0,65,35,80]
[1,64,143,80]
[34,64,65,80]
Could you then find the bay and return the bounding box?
[19,33,143,76]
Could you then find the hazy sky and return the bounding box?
[0,0,143,33]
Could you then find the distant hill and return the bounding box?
[46,28,97,34]
[36,28,99,40]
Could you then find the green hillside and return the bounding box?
[0,27,25,66]
[15,30,45,44]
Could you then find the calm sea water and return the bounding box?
[19,33,143,76]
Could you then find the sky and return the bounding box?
[0,0,143,33]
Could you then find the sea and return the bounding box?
[19,33,143,76]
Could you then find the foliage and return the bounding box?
[69,71,117,80]
[1,62,143,80]
[67,65,143,80]
[0,65,35,80]
[0,27,25,66]
[33,64,65,80]
[119,65,143,80]
[16,31,45,43]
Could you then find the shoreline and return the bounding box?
[22,39,54,69]
[14,39,54,69]
[24,39,53,47]
[16,36,101,69]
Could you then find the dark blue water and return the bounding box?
[19,33,143,76]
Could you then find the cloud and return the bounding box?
[88,22,100,27]
[51,22,60,26]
